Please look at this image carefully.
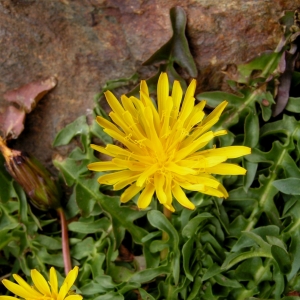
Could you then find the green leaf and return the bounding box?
[94,293,124,300]
[147,210,180,284]
[182,212,213,238]
[221,248,272,270]
[98,195,148,246]
[54,157,100,217]
[71,237,95,260]
[182,237,194,281]
[202,263,221,281]
[68,218,110,234]
[129,265,170,283]
[286,97,300,113]
[33,235,61,250]
[214,274,241,288]
[53,115,89,147]
[273,178,300,195]
[138,288,156,300]
[0,154,16,203]
[271,244,292,274]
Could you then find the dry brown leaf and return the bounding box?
[0,105,26,139]
[3,76,57,113]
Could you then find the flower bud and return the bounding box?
[0,138,61,211]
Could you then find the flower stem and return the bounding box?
[160,206,172,261]
[57,207,72,275]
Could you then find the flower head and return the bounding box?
[0,266,82,300]
[88,73,251,211]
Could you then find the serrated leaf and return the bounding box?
[286,97,300,113]
[98,195,148,246]
[53,115,89,147]
[273,178,300,195]
[68,218,110,234]
[182,237,194,281]
[202,263,221,281]
[71,237,94,260]
[33,235,61,250]
[147,210,180,284]
[182,212,213,238]
[271,245,292,274]
[129,265,170,283]
[138,288,156,300]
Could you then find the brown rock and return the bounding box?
[0,0,299,172]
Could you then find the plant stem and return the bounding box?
[57,207,72,274]
[160,206,172,261]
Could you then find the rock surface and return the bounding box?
[0,0,299,172]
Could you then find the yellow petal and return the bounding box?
[140,91,161,134]
[143,107,164,154]
[202,100,228,125]
[170,80,183,125]
[65,296,83,300]
[0,297,19,300]
[113,174,140,190]
[157,72,169,118]
[163,203,175,212]
[166,162,197,175]
[164,174,173,208]
[140,80,149,96]
[174,174,220,189]
[49,267,58,296]
[177,156,227,169]
[104,90,125,116]
[183,79,196,104]
[31,269,51,296]
[90,144,113,157]
[214,130,227,136]
[172,183,195,210]
[184,110,205,132]
[112,158,147,172]
[181,117,220,147]
[154,173,167,204]
[121,95,141,124]
[104,128,144,155]
[175,131,215,161]
[177,182,206,192]
[178,80,196,124]
[137,184,155,209]
[2,280,36,299]
[198,146,252,158]
[121,184,143,203]
[87,161,126,172]
[12,274,41,297]
[106,145,153,164]
[206,163,247,175]
[98,171,140,185]
[58,266,79,300]
[136,164,158,187]
[202,186,225,198]
[96,116,124,137]
[218,183,229,198]
[160,96,173,139]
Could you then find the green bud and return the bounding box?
[0,139,61,211]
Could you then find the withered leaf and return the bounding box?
[3,76,57,113]
[0,105,26,140]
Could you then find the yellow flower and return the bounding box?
[0,266,82,300]
[88,73,251,212]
